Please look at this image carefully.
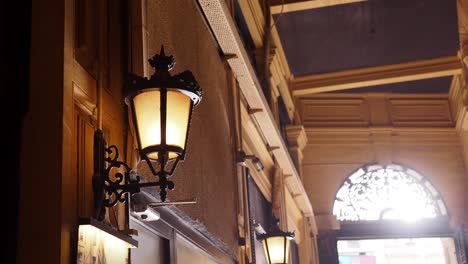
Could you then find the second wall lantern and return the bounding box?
[93,46,202,220]
[257,219,295,264]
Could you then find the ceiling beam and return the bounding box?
[270,0,367,14]
[292,56,463,96]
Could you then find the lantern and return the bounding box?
[126,46,202,167]
[92,46,202,216]
[257,220,295,264]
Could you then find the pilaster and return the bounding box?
[286,125,308,178]
[315,214,341,264]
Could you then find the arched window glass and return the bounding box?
[333,164,447,222]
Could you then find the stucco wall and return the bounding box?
[142,0,238,253]
[302,132,468,229]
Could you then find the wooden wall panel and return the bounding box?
[74,108,96,217]
[72,0,126,228]
[72,62,96,116]
[299,98,370,127]
[298,94,454,127]
[74,0,99,77]
[388,98,453,126]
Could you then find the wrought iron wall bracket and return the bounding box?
[93,130,174,221]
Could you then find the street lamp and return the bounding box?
[257,219,295,264]
[93,46,202,220]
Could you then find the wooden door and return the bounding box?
[72,0,126,224]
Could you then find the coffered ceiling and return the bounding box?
[273,0,460,94]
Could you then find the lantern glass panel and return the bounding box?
[133,89,192,161]
[263,236,290,264]
[166,90,191,154]
[133,90,161,160]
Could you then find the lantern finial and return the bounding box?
[149,45,175,76]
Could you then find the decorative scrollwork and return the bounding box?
[103,145,140,207]
[93,129,176,217]
[333,164,447,221]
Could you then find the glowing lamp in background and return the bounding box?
[257,220,295,264]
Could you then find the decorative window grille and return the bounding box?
[333,164,447,222]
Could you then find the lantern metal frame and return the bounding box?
[93,46,202,221]
[257,218,295,264]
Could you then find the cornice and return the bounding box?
[305,127,460,146]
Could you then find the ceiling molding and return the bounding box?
[198,0,315,218]
[292,56,462,96]
[270,0,367,14]
[297,93,457,128]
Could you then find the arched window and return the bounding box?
[333,164,447,222]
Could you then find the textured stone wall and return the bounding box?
[144,0,238,254]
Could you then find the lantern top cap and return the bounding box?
[126,45,203,105]
[257,219,295,240]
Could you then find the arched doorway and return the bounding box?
[326,164,461,264]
